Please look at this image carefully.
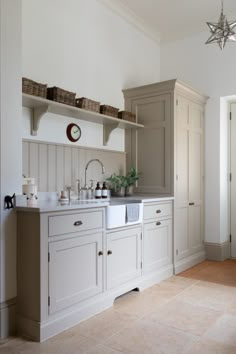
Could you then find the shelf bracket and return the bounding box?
[31,105,49,136]
[103,123,119,145]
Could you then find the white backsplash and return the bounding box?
[22,139,126,193]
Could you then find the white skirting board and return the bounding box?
[0,299,16,339]
[17,266,174,342]
[204,241,230,261]
[174,251,206,274]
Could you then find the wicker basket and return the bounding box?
[100,105,119,118]
[76,97,100,113]
[118,111,136,123]
[22,77,47,98]
[47,86,76,106]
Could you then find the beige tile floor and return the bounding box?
[1,262,236,353]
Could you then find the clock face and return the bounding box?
[66,123,81,142]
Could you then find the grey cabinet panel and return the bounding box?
[124,79,208,273]
[126,94,172,194]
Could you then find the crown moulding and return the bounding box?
[98,0,161,44]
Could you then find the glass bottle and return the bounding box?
[95,182,102,199]
[102,182,108,199]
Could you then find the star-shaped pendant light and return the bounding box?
[205,0,236,50]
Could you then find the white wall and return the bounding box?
[0,0,161,336]
[22,0,160,151]
[0,0,22,337]
[161,31,236,244]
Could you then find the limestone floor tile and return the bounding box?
[105,317,198,354]
[1,334,102,354]
[0,336,18,347]
[204,313,236,347]
[85,343,124,354]
[146,299,222,336]
[226,299,236,316]
[175,281,236,311]
[113,288,171,317]
[68,307,138,342]
[160,275,199,289]
[185,338,236,354]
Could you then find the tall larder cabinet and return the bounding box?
[123,79,208,273]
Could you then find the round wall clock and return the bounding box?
[66,123,81,142]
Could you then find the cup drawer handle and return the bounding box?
[156,210,161,214]
[156,222,161,226]
[74,221,83,226]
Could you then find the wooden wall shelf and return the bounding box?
[22,94,144,145]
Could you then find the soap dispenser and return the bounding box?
[95,182,102,199]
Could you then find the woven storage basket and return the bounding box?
[76,97,100,113]
[100,105,119,118]
[47,86,76,106]
[22,78,47,98]
[118,111,136,123]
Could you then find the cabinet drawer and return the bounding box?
[48,210,103,237]
[144,202,172,221]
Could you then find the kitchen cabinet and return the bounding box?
[16,197,174,342]
[17,207,105,341]
[22,93,144,145]
[123,80,208,273]
[143,201,173,275]
[106,226,142,290]
[48,232,103,314]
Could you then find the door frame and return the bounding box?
[229,101,236,258]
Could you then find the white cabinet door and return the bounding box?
[106,227,141,290]
[143,219,172,274]
[48,232,103,314]
[175,96,204,261]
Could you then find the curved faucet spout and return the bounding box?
[85,159,105,187]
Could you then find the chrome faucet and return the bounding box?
[85,159,105,188]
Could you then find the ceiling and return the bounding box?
[100,0,236,42]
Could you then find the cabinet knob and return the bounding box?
[156,221,161,226]
[107,250,112,255]
[189,202,195,206]
[156,210,161,214]
[98,251,103,256]
[74,220,83,226]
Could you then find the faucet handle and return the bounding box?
[89,179,95,189]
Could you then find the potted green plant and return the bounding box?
[125,166,141,196]
[106,174,127,197]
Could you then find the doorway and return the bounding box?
[230,102,236,258]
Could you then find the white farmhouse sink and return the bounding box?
[106,199,143,229]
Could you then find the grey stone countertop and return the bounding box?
[15,194,174,213]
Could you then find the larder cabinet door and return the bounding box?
[175,97,190,260]
[188,102,204,252]
[129,94,172,194]
[175,96,204,262]
[48,232,103,314]
[106,226,141,290]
